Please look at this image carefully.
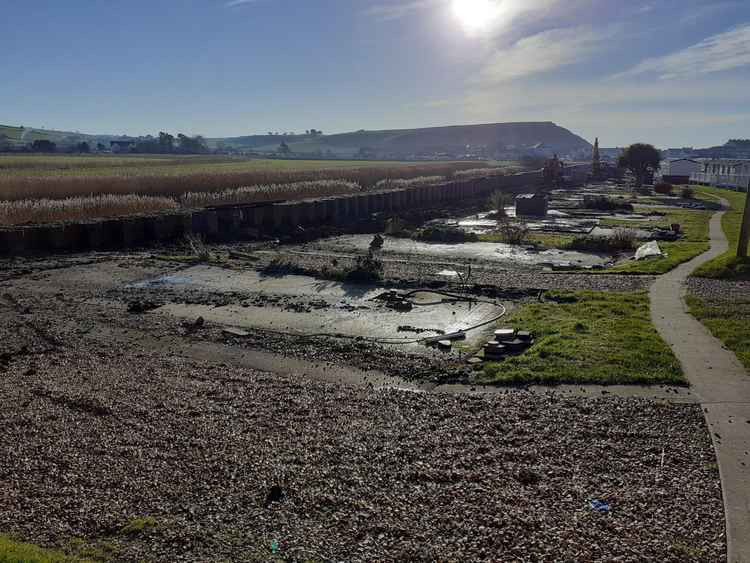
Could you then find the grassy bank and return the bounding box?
[479,290,683,385]
[0,535,86,563]
[687,295,750,371]
[692,186,750,279]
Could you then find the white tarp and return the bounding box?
[635,240,663,260]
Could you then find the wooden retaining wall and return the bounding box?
[0,171,544,257]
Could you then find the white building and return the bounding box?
[659,159,701,183]
[692,159,750,191]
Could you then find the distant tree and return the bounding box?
[618,143,661,186]
[96,142,106,152]
[76,141,91,153]
[31,139,56,153]
[177,133,208,154]
[158,131,175,153]
[0,134,11,152]
[592,137,601,179]
[278,141,291,155]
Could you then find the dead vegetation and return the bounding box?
[0,194,178,226]
[180,180,359,208]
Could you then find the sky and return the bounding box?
[1,0,749,147]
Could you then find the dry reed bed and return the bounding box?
[0,195,178,226]
[0,163,486,201]
[180,180,360,208]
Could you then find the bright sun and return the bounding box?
[452,0,497,31]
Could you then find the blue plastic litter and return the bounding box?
[589,500,611,513]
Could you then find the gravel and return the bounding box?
[0,288,726,562]
[688,277,750,301]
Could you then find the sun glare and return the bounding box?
[452,0,497,31]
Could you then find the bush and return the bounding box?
[567,228,637,253]
[654,182,674,195]
[681,187,695,199]
[496,221,529,245]
[345,251,383,283]
[582,195,634,212]
[415,225,478,243]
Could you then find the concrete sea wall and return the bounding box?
[0,170,548,256]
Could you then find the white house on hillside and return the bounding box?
[692,159,750,191]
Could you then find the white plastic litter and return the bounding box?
[635,240,663,260]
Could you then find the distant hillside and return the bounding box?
[215,122,592,159]
[0,124,123,150]
[1,121,591,158]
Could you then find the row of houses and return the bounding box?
[658,158,750,191]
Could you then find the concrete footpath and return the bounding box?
[651,199,750,563]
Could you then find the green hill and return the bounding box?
[2,121,591,158]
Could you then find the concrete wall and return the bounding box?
[0,171,543,256]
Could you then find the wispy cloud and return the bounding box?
[477,25,610,83]
[616,23,750,79]
[364,0,440,21]
[225,0,259,7]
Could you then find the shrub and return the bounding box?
[654,182,674,195]
[496,221,529,245]
[415,225,478,243]
[345,251,383,283]
[582,195,634,212]
[567,228,637,253]
[681,187,695,199]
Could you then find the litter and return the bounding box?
[589,499,611,513]
[635,240,663,260]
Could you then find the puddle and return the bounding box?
[130,266,505,350]
[309,235,610,269]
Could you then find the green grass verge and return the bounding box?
[479,290,684,385]
[687,295,750,371]
[691,186,750,279]
[0,536,88,563]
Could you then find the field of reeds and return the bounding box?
[0,155,504,226]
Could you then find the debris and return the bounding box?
[494,328,516,341]
[437,340,452,351]
[265,485,286,507]
[635,240,663,260]
[223,327,250,338]
[127,300,160,314]
[589,500,611,514]
[516,468,540,486]
[422,331,466,345]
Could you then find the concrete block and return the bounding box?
[118,217,149,248]
[61,223,87,252]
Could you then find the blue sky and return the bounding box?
[2,0,749,147]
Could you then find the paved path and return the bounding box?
[651,199,750,563]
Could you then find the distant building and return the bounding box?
[110,140,135,153]
[659,159,701,184]
[692,159,750,191]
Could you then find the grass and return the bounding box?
[602,206,713,275]
[119,517,158,537]
[0,535,88,563]
[479,290,684,385]
[691,185,750,279]
[687,295,750,371]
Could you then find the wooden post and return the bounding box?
[738,181,750,258]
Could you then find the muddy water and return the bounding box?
[308,234,611,269]
[130,266,505,351]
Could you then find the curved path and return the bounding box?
[651,199,750,563]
